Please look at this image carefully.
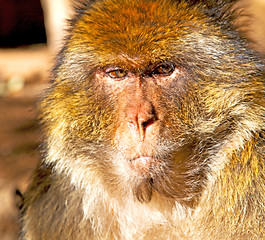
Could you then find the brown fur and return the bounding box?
[20,0,265,239]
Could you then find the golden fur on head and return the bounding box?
[21,0,265,239]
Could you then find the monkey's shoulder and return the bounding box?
[23,162,83,209]
[21,163,93,239]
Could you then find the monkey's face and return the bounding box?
[92,61,203,204]
[46,0,246,205]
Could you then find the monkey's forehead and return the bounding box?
[67,0,208,67]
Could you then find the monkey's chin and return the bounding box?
[129,156,163,203]
[127,155,200,206]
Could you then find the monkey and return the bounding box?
[20,0,265,239]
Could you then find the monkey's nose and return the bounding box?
[127,103,157,141]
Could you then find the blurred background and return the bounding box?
[0,0,265,239]
[0,0,73,239]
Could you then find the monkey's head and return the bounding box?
[42,0,264,206]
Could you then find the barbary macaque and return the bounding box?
[20,0,265,239]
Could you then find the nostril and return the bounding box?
[128,120,138,131]
[141,117,156,131]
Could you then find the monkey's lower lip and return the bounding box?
[130,157,156,174]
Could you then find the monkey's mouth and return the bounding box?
[130,156,160,177]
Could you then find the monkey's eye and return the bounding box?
[106,67,128,79]
[152,62,175,76]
